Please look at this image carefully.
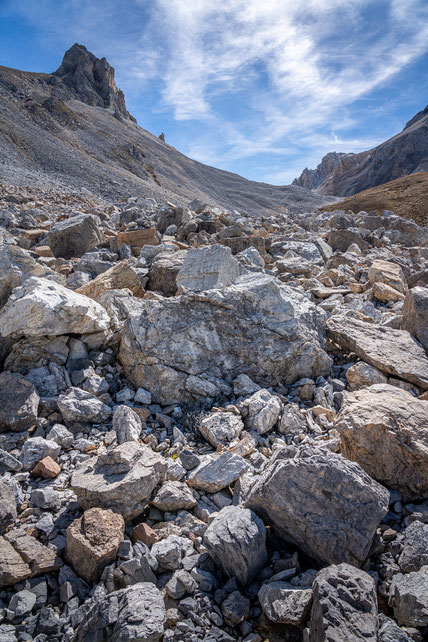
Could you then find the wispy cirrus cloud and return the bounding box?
[2,0,428,182]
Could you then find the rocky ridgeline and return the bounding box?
[0,181,427,642]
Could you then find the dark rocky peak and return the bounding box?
[404,104,428,130]
[292,151,353,190]
[53,43,135,121]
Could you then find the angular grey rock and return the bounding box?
[119,273,332,405]
[0,277,110,338]
[378,616,412,642]
[232,373,261,397]
[309,563,378,641]
[30,488,62,511]
[177,244,241,292]
[0,483,17,534]
[151,481,196,511]
[75,582,165,642]
[0,450,22,473]
[165,569,197,599]
[222,590,250,625]
[401,286,428,353]
[57,387,112,424]
[151,535,192,571]
[326,315,428,389]
[258,582,312,626]
[242,389,282,434]
[245,444,389,565]
[278,403,306,435]
[46,423,74,448]
[146,249,187,296]
[112,405,142,444]
[8,589,36,619]
[345,361,388,390]
[335,384,428,500]
[187,452,249,493]
[47,214,102,259]
[199,411,244,447]
[398,521,428,572]
[71,442,166,521]
[203,506,267,585]
[20,436,61,470]
[0,244,57,309]
[0,372,39,432]
[393,566,428,627]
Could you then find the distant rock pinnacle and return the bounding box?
[53,43,135,121]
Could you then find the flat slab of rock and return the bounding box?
[66,507,125,583]
[335,384,428,500]
[203,506,267,585]
[0,371,39,433]
[151,481,196,511]
[76,258,145,299]
[245,444,389,565]
[309,563,378,641]
[326,315,428,389]
[0,536,31,587]
[119,273,332,405]
[176,244,241,292]
[0,277,110,338]
[186,452,248,493]
[4,528,61,577]
[71,442,166,522]
[75,582,165,641]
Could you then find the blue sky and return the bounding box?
[1,0,427,184]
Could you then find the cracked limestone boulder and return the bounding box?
[198,411,244,448]
[335,384,428,500]
[119,273,332,405]
[0,277,110,338]
[245,444,389,566]
[326,315,428,390]
[71,442,166,522]
[176,244,241,292]
[401,286,428,353]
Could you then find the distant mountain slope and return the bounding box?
[292,152,353,190]
[293,107,428,197]
[0,44,333,217]
[319,171,428,227]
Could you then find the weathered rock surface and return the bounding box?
[401,286,428,352]
[393,566,428,627]
[186,452,248,493]
[0,482,17,534]
[242,389,282,434]
[345,361,387,390]
[0,245,57,309]
[398,521,428,572]
[0,277,110,338]
[176,244,241,292]
[258,582,313,627]
[309,563,378,641]
[203,506,267,585]
[326,315,428,389]
[245,445,389,565]
[112,404,142,444]
[71,442,166,521]
[335,384,428,500]
[58,387,112,424]
[0,537,31,587]
[151,481,196,511]
[368,259,407,294]
[0,372,39,432]
[119,273,332,404]
[198,411,244,447]
[66,507,125,583]
[146,250,186,296]
[47,213,102,259]
[75,582,166,641]
[76,258,145,299]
